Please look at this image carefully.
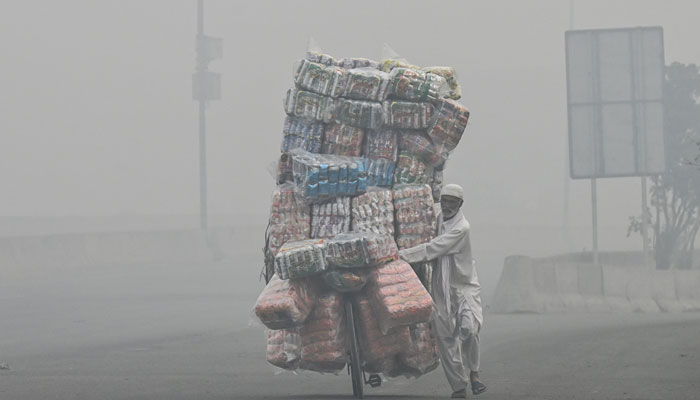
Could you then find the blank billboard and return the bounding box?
[566,27,665,179]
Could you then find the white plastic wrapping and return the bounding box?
[284,88,335,123]
[333,98,384,129]
[351,187,395,236]
[310,197,351,239]
[274,239,327,280]
[394,151,432,185]
[321,122,364,157]
[290,148,368,202]
[392,184,437,250]
[382,100,434,130]
[398,131,448,167]
[325,231,398,268]
[388,67,448,102]
[364,129,398,161]
[281,116,324,153]
[426,98,470,152]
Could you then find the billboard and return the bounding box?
[566,27,666,179]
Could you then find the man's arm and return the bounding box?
[399,225,468,264]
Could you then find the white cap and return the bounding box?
[440,183,464,200]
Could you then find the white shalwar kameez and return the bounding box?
[399,210,483,393]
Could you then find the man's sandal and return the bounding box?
[471,380,487,395]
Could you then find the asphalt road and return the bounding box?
[2,260,699,400]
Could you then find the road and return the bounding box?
[1,260,699,400]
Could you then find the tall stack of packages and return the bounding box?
[256,45,469,381]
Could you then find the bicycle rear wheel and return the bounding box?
[345,300,363,399]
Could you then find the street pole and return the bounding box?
[197,0,208,230]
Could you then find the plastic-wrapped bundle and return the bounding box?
[381,59,461,101]
[363,157,395,187]
[351,188,395,236]
[399,323,440,376]
[339,57,381,70]
[321,122,364,157]
[266,184,310,256]
[424,66,461,100]
[299,291,347,373]
[290,149,368,202]
[294,59,347,97]
[382,100,434,130]
[275,153,295,184]
[306,50,339,66]
[354,293,411,374]
[388,67,447,102]
[282,116,324,153]
[333,98,384,129]
[380,58,422,73]
[275,239,327,280]
[426,98,470,151]
[266,328,301,370]
[394,151,431,185]
[430,168,444,202]
[366,259,434,334]
[311,197,351,239]
[254,274,319,329]
[387,322,440,378]
[326,232,398,268]
[284,88,335,123]
[393,184,437,249]
[341,68,391,102]
[399,132,448,167]
[364,129,398,161]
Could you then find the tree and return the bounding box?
[629,62,700,269]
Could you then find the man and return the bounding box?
[398,184,486,398]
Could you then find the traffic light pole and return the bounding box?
[197,0,208,230]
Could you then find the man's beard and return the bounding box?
[443,208,459,220]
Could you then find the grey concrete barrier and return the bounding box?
[577,263,610,312]
[490,255,540,313]
[491,253,698,314]
[651,270,683,313]
[554,262,587,312]
[674,270,700,312]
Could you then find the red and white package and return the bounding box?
[366,259,433,334]
[299,291,347,373]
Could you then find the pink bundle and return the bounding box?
[299,291,347,373]
[355,294,410,374]
[254,274,318,330]
[394,322,440,377]
[393,184,437,250]
[366,260,434,334]
[266,328,301,370]
[267,184,310,256]
[426,98,470,151]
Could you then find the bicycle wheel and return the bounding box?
[345,300,363,399]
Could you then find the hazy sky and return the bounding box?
[2,0,699,239]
